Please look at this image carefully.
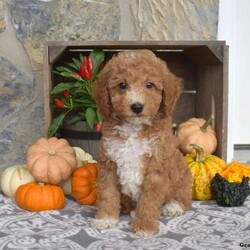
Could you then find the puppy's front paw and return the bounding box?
[91,218,118,230]
[162,200,184,217]
[131,219,159,236]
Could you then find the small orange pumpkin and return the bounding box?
[26,137,77,185]
[177,115,217,154]
[71,163,99,205]
[220,161,250,183]
[15,182,65,211]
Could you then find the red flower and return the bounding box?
[86,56,93,75]
[62,90,70,99]
[95,122,102,132]
[72,72,82,79]
[54,98,65,108]
[80,64,91,80]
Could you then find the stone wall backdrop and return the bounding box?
[0,0,219,169]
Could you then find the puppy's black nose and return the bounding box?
[131,103,144,114]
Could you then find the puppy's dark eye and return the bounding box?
[119,82,128,89]
[145,82,154,89]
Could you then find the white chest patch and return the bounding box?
[104,123,157,202]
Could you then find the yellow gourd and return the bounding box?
[185,144,226,200]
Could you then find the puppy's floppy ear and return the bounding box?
[92,66,112,120]
[161,65,183,117]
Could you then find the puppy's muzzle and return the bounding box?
[131,102,144,114]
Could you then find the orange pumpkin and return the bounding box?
[15,182,65,211]
[71,163,99,205]
[177,115,217,154]
[26,137,77,185]
[220,161,250,183]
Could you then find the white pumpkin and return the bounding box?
[73,147,96,167]
[0,165,35,197]
[88,159,98,164]
[61,177,72,196]
[0,168,5,192]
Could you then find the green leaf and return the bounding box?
[79,53,83,63]
[85,107,96,128]
[52,70,62,76]
[58,72,75,78]
[96,111,102,123]
[51,83,73,94]
[74,81,85,88]
[90,49,105,75]
[65,62,79,71]
[55,66,73,73]
[72,58,82,69]
[75,98,94,105]
[67,115,85,125]
[48,110,71,137]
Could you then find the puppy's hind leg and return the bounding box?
[161,200,185,217]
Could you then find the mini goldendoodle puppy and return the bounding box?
[91,50,192,236]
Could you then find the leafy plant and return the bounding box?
[48,49,105,137]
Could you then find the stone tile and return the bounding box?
[0,0,5,32]
[0,57,35,118]
[0,56,44,167]
[6,0,120,66]
[0,104,45,167]
[129,0,219,40]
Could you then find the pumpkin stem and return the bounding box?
[38,182,45,187]
[200,114,213,133]
[189,144,205,162]
[48,150,56,156]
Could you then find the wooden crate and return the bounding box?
[43,41,228,160]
